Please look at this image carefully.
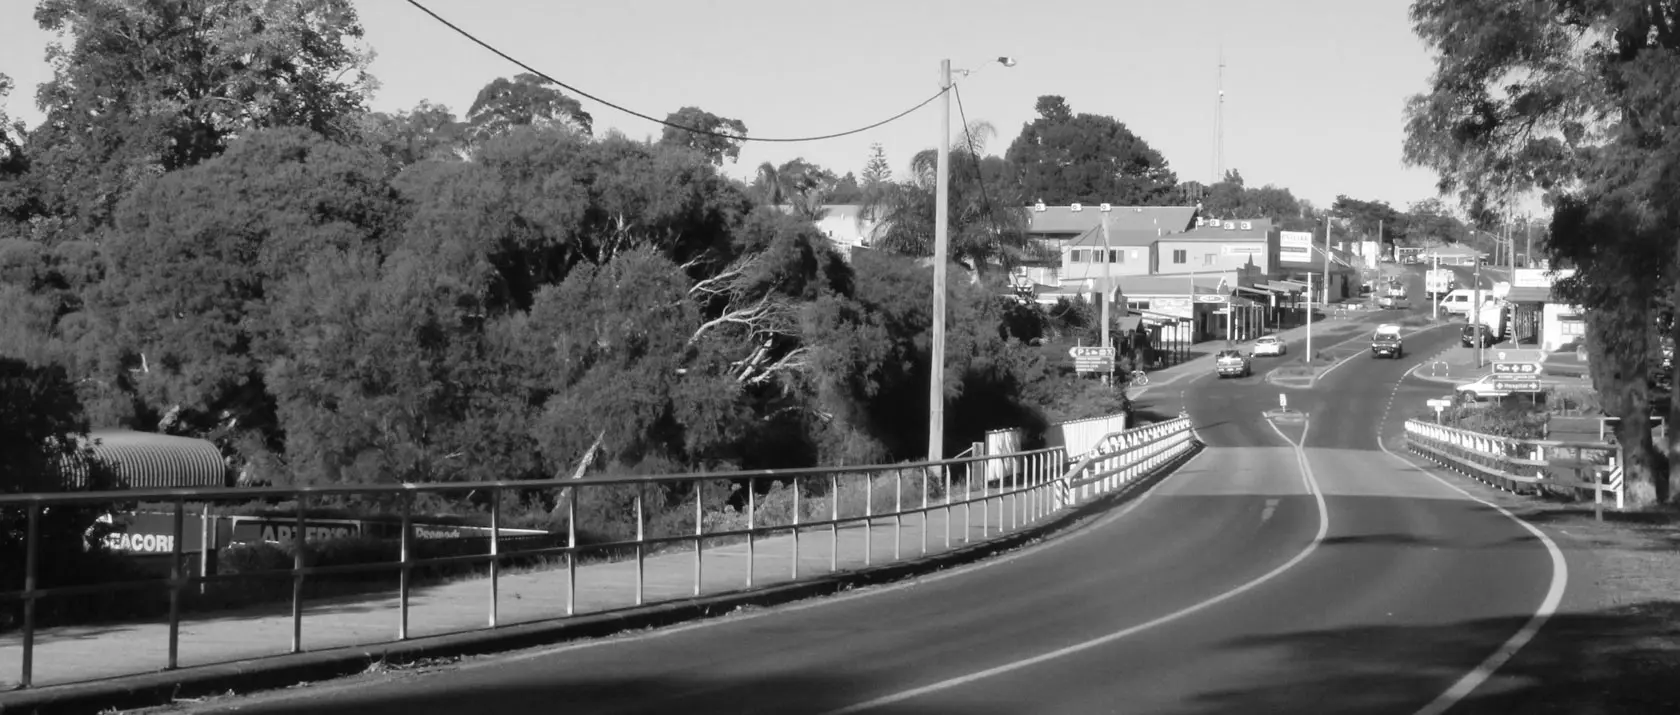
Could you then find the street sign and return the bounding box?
[1279,394,1288,409]
[1195,294,1227,304]
[1493,379,1541,392]
[1492,362,1542,375]
[1426,398,1453,409]
[1073,358,1115,374]
[1069,346,1116,359]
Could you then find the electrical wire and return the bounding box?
[952,82,1016,265]
[404,0,947,143]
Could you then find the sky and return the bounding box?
[1,0,1484,214]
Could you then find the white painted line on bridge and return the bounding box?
[818,419,1329,715]
[1373,379,1568,715]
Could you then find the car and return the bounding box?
[1371,324,1404,359]
[1461,323,1499,348]
[1455,374,1512,401]
[1214,349,1252,378]
[1251,335,1286,357]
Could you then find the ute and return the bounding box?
[1215,349,1251,378]
[1371,324,1404,359]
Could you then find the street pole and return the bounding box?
[1432,253,1440,320]
[1474,259,1484,369]
[927,59,952,463]
[1306,272,1315,366]
[1100,209,1112,385]
[1323,214,1332,305]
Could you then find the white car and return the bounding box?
[1455,374,1511,401]
[1251,335,1286,357]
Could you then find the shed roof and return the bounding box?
[61,430,228,490]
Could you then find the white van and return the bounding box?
[1438,289,1474,317]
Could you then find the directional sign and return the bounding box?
[1195,294,1228,304]
[1279,394,1288,409]
[1492,362,1542,376]
[1493,379,1541,392]
[1068,346,1116,359]
[1426,398,1453,410]
[1073,358,1115,374]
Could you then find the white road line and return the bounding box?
[1260,498,1279,523]
[818,419,1329,715]
[1374,379,1569,715]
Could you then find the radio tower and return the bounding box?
[1212,49,1225,185]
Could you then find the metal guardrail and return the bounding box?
[0,417,1198,690]
[1403,420,1624,511]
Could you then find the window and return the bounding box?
[1204,253,1215,266]
[1172,249,1187,264]
[1560,317,1585,337]
[1068,249,1083,263]
[1110,250,1122,263]
[1127,300,1151,311]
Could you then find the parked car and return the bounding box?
[1455,374,1512,401]
[1215,349,1252,378]
[1461,323,1499,348]
[1251,336,1286,357]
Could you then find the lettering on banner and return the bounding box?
[103,531,176,554]
[258,523,360,545]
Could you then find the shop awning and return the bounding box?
[1115,315,1144,332]
[1504,286,1557,303]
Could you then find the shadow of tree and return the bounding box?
[1175,601,1680,715]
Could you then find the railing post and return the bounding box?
[920,466,929,556]
[893,469,903,561]
[21,502,39,688]
[490,485,501,627]
[864,473,874,566]
[792,478,801,580]
[399,493,411,639]
[981,463,991,539]
[634,489,644,606]
[199,502,211,597]
[291,495,306,654]
[829,474,838,573]
[168,499,184,670]
[747,479,756,589]
[694,479,704,597]
[943,463,952,550]
[963,462,973,543]
[566,490,577,616]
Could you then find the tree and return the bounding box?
[0,73,36,232]
[1004,95,1178,206]
[26,0,375,242]
[861,143,892,187]
[863,122,1034,272]
[1404,0,1680,505]
[360,100,470,169]
[466,73,594,144]
[751,158,837,219]
[1329,195,1402,242]
[658,106,748,165]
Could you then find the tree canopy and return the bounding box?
[1004,95,1179,206]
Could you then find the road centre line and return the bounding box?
[1374,377,1568,715]
[818,417,1329,714]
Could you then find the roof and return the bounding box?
[1504,286,1560,303]
[1065,226,1169,248]
[1119,275,1231,296]
[61,430,228,490]
[1174,218,1275,240]
[1424,244,1485,258]
[1026,205,1199,236]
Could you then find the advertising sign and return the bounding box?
[1279,247,1311,263]
[1280,231,1313,249]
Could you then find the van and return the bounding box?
[1438,289,1474,316]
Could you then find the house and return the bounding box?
[1421,243,1485,266]
[774,204,888,258]
[1115,272,1269,344]
[1056,227,1161,283]
[1017,203,1200,286]
[1276,230,1360,303]
[1154,217,1277,276]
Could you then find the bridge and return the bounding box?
[0,265,1597,714]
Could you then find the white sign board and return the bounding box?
[1280,247,1312,263]
[1280,231,1313,249]
[1426,398,1453,409]
[1222,245,1263,255]
[1279,394,1288,409]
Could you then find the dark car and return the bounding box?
[1461,323,1498,348]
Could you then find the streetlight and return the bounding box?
[929,56,1015,463]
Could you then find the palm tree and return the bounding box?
[859,121,1033,274]
[753,159,835,221]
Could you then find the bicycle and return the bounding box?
[1129,369,1149,386]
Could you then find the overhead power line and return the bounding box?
[404,0,946,143]
[952,83,1011,257]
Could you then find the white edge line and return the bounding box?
[1374,381,1568,715]
[421,444,1215,673]
[817,418,1328,715]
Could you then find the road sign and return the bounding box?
[1195,294,1227,304]
[1492,362,1542,376]
[1073,358,1115,374]
[1493,379,1541,392]
[1069,346,1116,359]
[1279,394,1288,409]
[1426,398,1453,409]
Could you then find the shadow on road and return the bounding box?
[1173,600,1680,715]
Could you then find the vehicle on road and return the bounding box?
[1461,323,1499,348]
[1251,335,1286,357]
[1371,324,1404,359]
[1455,374,1512,401]
[1425,268,1456,296]
[1215,349,1251,378]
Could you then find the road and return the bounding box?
[166,293,1565,715]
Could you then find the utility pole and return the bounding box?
[1306,272,1315,367]
[1323,214,1333,305]
[1474,258,1484,369]
[1432,253,1441,320]
[1525,215,1533,267]
[1100,207,1113,386]
[927,59,952,463]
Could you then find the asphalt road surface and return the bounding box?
[170,307,1565,715]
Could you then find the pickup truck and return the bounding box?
[1371,324,1404,359]
[1215,349,1251,378]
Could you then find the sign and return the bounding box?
[1494,379,1542,392]
[1280,231,1313,249]
[1492,362,1542,376]
[1222,245,1262,255]
[1195,294,1227,304]
[1279,394,1288,409]
[1073,358,1116,374]
[1426,398,1453,409]
[1279,247,1312,264]
[1068,346,1116,359]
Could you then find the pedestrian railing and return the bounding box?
[1403,420,1623,509]
[0,419,1199,691]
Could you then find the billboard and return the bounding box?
[1280,231,1313,249]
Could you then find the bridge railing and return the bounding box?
[0,421,1195,691]
[1403,419,1623,508]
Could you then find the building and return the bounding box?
[1276,229,1360,303]
[1017,203,1200,286]
[1154,217,1277,276]
[1502,267,1583,352]
[1421,244,1485,266]
[1116,273,1270,344]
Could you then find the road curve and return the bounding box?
[171,315,1565,715]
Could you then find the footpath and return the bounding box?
[1,494,1041,703]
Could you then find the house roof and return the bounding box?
[1026,205,1199,236]
[1174,217,1275,240]
[1064,226,1169,248]
[1119,275,1232,296]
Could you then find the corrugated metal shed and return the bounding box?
[60,430,229,490]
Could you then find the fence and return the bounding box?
[0,416,1198,691]
[1403,420,1623,511]
[1046,412,1129,463]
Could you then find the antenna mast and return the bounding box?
[1213,49,1226,184]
